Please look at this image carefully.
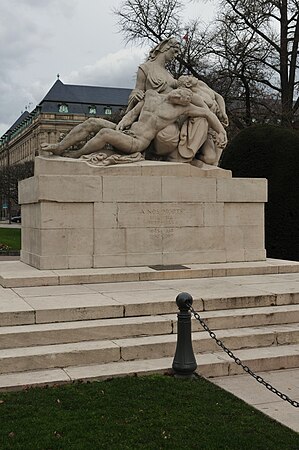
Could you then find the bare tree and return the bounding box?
[0,161,34,219]
[114,0,209,78]
[114,0,182,44]
[204,10,277,126]
[215,0,299,125]
[115,0,299,129]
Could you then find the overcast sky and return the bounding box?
[0,0,216,137]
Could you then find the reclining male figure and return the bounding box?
[43,88,225,160]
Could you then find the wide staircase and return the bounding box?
[0,260,299,390]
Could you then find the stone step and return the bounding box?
[1,259,299,288]
[1,324,299,375]
[0,315,174,349]
[64,343,299,379]
[192,304,299,332]
[1,304,299,349]
[120,324,299,361]
[0,266,298,390]
[1,344,299,391]
[1,282,299,327]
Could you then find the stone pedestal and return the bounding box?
[19,157,267,270]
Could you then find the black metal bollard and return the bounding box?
[172,292,197,378]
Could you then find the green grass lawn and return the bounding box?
[0,228,21,250]
[0,375,298,450]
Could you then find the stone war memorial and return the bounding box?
[1,39,299,425]
[20,38,267,270]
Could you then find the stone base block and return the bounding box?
[19,157,267,270]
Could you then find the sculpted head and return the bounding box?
[168,88,193,106]
[148,38,181,62]
[178,75,198,90]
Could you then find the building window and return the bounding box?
[104,107,112,115]
[89,105,97,115]
[58,104,69,113]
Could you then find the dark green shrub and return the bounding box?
[220,125,299,261]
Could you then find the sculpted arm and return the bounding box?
[190,92,208,109]
[188,105,224,134]
[116,100,144,131]
[215,92,229,126]
[196,79,228,126]
[134,67,147,91]
[126,67,146,112]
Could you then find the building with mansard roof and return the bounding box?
[0,78,131,219]
[0,78,131,168]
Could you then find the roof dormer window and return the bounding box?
[89,105,97,115]
[104,107,112,115]
[58,104,69,113]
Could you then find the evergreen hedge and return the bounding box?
[220,125,299,261]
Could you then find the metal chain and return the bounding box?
[187,303,299,408]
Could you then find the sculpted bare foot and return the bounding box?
[41,142,64,155]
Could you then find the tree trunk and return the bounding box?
[280,0,294,126]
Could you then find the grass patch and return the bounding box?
[0,375,298,449]
[0,228,21,251]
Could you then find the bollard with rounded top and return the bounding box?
[172,292,197,378]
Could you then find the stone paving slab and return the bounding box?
[0,340,120,374]
[199,305,299,329]
[0,273,298,327]
[64,353,230,381]
[0,256,20,261]
[0,286,35,326]
[2,303,299,350]
[104,288,188,316]
[215,344,299,375]
[13,284,97,297]
[1,329,299,378]
[210,368,299,433]
[0,315,173,349]
[112,326,299,361]
[0,368,70,391]
[1,259,299,288]
[82,280,169,293]
[224,273,299,284]
[24,293,124,323]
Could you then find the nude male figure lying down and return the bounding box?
[41,88,226,160]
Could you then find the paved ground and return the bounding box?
[0,221,21,229]
[210,368,299,433]
[0,256,20,261]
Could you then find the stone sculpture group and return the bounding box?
[21,38,267,271]
[41,38,228,167]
